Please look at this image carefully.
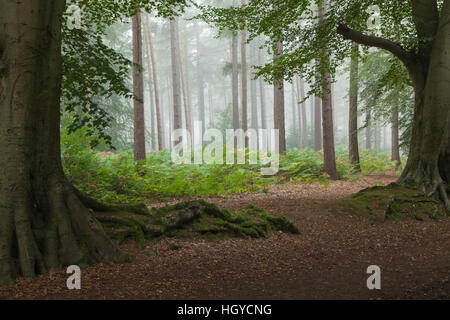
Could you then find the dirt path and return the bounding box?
[1,173,449,299]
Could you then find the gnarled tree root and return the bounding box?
[0,180,129,284]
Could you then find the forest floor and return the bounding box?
[1,172,449,300]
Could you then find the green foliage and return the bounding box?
[279,149,399,183]
[357,50,414,152]
[62,130,273,205]
[62,127,400,207]
[61,0,188,148]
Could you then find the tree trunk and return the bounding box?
[274,40,286,154]
[291,82,298,144]
[241,0,248,147]
[176,20,191,135]
[143,18,156,151]
[314,95,322,151]
[0,0,126,284]
[319,2,338,180]
[391,105,401,166]
[295,77,302,148]
[365,109,372,150]
[145,15,163,151]
[335,0,450,207]
[232,31,240,132]
[258,36,267,130]
[183,21,193,137]
[300,77,307,149]
[349,42,361,171]
[170,18,182,146]
[399,2,450,203]
[195,23,205,133]
[132,10,146,160]
[250,40,258,131]
[321,71,338,180]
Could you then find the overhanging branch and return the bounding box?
[337,24,414,68]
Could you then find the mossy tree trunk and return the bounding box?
[0,0,127,284]
[338,0,450,208]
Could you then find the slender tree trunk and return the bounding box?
[310,95,314,147]
[295,77,302,148]
[291,83,298,144]
[365,109,372,150]
[374,121,380,151]
[143,18,156,151]
[241,0,248,146]
[132,10,146,160]
[274,40,286,154]
[209,85,214,127]
[300,77,307,149]
[319,3,338,179]
[183,21,193,137]
[176,20,191,134]
[314,95,322,151]
[0,0,127,284]
[195,23,205,133]
[232,31,240,132]
[391,105,401,167]
[145,15,163,151]
[258,36,267,130]
[250,40,258,131]
[170,18,182,146]
[349,42,361,171]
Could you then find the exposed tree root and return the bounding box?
[439,183,450,211]
[98,201,300,248]
[74,187,150,216]
[0,181,129,285]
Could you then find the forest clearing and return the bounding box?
[1,0,449,303]
[0,170,449,299]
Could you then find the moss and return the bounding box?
[97,200,300,246]
[331,183,445,222]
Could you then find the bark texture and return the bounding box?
[170,18,182,144]
[132,10,146,160]
[274,40,286,154]
[349,43,361,171]
[319,3,338,180]
[0,0,126,284]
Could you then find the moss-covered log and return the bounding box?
[98,200,300,245]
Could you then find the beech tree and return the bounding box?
[0,0,187,283]
[200,0,450,206]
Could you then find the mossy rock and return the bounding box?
[331,183,445,222]
[97,200,299,246]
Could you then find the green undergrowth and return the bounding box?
[62,128,400,207]
[97,200,300,248]
[331,183,447,223]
